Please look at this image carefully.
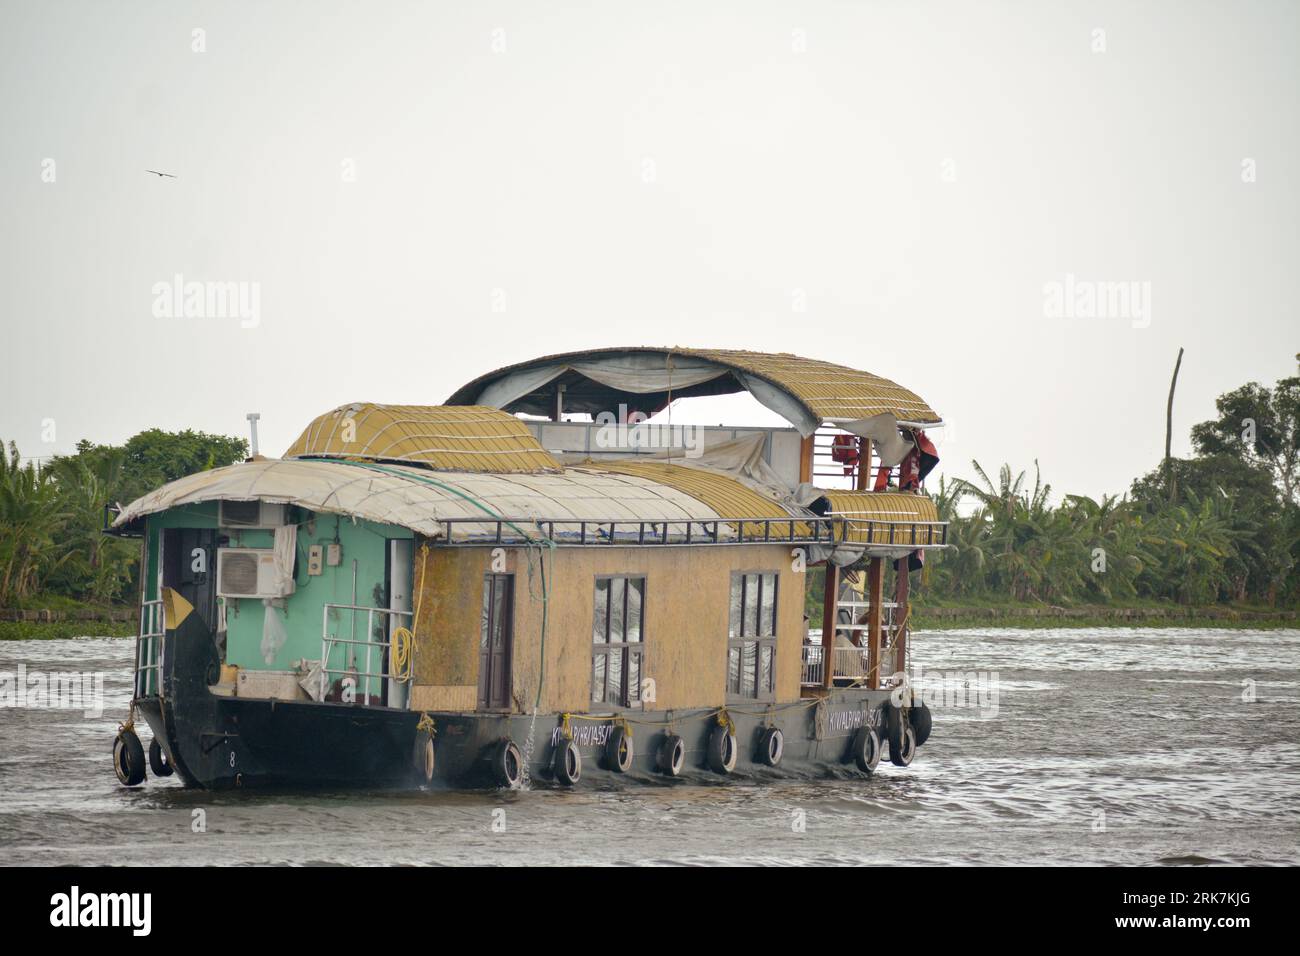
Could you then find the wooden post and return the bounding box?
[855,438,872,490]
[1164,347,1184,502]
[820,562,839,690]
[799,434,814,484]
[893,556,910,680]
[866,557,883,689]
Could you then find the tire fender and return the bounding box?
[490,738,523,789]
[851,726,881,773]
[707,724,738,774]
[113,729,146,787]
[909,702,933,747]
[413,734,435,784]
[890,724,916,767]
[657,734,686,776]
[757,727,784,767]
[605,725,634,773]
[552,738,582,786]
[148,737,174,777]
[882,702,905,755]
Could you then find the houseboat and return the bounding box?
[108,347,947,789]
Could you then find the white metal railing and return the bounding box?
[135,599,165,698]
[800,644,879,686]
[834,600,899,634]
[801,602,903,687]
[319,603,412,706]
[800,644,824,686]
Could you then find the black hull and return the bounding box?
[136,610,918,790]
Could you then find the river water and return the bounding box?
[2,627,1297,866]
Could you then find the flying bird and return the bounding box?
[145,169,177,178]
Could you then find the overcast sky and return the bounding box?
[2,0,1296,501]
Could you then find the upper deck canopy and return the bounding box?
[445,347,941,436]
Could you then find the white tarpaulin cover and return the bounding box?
[472,353,823,435]
[572,433,826,512]
[839,413,915,467]
[475,354,728,411]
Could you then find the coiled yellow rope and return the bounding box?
[388,542,430,683]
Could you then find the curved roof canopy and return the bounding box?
[283,403,561,474]
[111,457,943,554]
[111,457,800,544]
[444,347,941,436]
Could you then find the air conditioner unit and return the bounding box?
[219,500,287,528]
[217,548,288,599]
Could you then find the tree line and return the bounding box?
[0,430,246,607]
[922,368,1300,607]
[2,367,1296,612]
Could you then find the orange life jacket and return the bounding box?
[831,434,859,476]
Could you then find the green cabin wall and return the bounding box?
[144,506,412,676]
[225,514,412,674]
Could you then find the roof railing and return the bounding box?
[432,516,949,548]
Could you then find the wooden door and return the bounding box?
[477,574,514,710]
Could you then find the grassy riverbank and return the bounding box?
[0,596,135,640]
[0,620,136,640]
[803,565,1299,630]
[910,598,1299,630]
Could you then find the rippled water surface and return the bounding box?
[2,628,1297,865]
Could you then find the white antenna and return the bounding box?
[246,412,261,458]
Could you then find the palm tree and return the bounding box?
[0,442,69,604]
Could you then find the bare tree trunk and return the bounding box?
[1165,347,1185,502]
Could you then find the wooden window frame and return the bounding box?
[591,574,646,709]
[727,570,778,702]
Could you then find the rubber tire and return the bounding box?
[605,726,634,773]
[883,703,905,755]
[148,737,174,777]
[414,734,435,784]
[656,734,685,776]
[113,729,146,787]
[851,727,881,773]
[552,739,581,786]
[909,702,933,747]
[707,725,738,774]
[491,738,524,789]
[757,727,784,767]
[890,724,916,767]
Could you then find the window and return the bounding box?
[728,571,777,700]
[592,576,645,707]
